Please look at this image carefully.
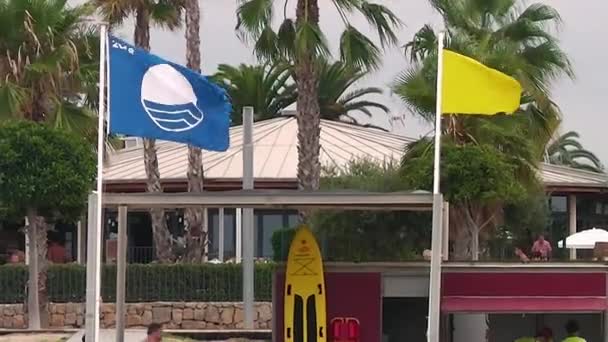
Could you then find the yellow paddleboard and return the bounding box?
[284,226,327,342]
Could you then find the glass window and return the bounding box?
[550,196,567,213]
[208,209,236,260]
[253,210,298,258]
[287,213,299,228]
[261,214,284,257]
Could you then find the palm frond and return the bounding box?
[150,0,184,30]
[340,87,383,103]
[0,83,30,119]
[295,20,330,59]
[339,25,380,70]
[356,2,401,48]
[236,0,274,42]
[253,26,279,60]
[343,100,389,116]
[404,24,437,62]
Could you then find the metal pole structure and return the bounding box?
[219,208,225,262]
[85,193,101,341]
[242,106,255,329]
[426,32,445,342]
[115,206,128,342]
[24,217,29,265]
[77,220,84,264]
[568,194,577,260]
[442,202,449,261]
[236,209,242,262]
[85,22,107,342]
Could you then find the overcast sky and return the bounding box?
[90,0,607,164]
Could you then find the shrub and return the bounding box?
[271,228,296,262]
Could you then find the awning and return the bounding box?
[442,296,607,313]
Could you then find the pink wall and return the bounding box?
[274,272,382,342]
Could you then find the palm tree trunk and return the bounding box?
[26,211,40,329]
[295,0,321,222]
[183,0,207,263]
[26,209,48,328]
[135,6,174,262]
[36,219,49,328]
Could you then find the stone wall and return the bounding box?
[0,302,272,329]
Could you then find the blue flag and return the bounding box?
[108,36,231,151]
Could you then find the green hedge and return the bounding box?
[0,263,274,304]
[271,228,296,262]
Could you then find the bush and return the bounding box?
[0,263,274,304]
[271,228,296,262]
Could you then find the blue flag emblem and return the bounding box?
[109,36,231,151]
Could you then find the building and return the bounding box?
[101,115,608,341]
[97,115,608,263]
[3,116,608,340]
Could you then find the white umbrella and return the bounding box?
[558,228,608,249]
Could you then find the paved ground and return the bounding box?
[67,329,147,342]
[66,330,267,341]
[0,333,70,342]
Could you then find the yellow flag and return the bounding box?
[441,50,522,115]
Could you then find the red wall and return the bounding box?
[442,272,607,297]
[274,272,382,342]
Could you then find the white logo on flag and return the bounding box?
[141,64,204,132]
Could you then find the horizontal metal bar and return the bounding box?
[102,190,434,211]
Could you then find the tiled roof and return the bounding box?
[540,163,608,188]
[104,116,608,190]
[105,116,411,182]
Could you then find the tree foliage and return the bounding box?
[310,159,431,261]
[392,0,573,153]
[212,62,296,124]
[236,0,401,70]
[237,0,401,197]
[546,130,604,173]
[402,141,526,206]
[0,121,95,219]
[0,0,99,134]
[401,139,531,259]
[212,59,390,128]
[488,191,550,260]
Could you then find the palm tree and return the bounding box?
[393,0,573,259]
[212,62,295,125]
[93,0,185,262]
[394,0,572,148]
[236,0,401,197]
[546,131,603,172]
[313,60,389,124]
[213,60,390,128]
[183,0,206,262]
[0,0,98,328]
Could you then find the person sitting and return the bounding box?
[562,320,586,342]
[531,234,552,261]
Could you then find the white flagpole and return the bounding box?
[105,32,111,136]
[85,22,107,342]
[426,31,445,342]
